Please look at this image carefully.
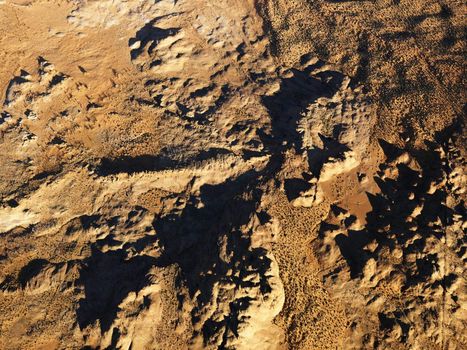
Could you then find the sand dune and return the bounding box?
[0,0,465,349]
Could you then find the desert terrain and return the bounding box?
[0,0,465,349]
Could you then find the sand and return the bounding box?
[0,0,465,349]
